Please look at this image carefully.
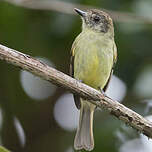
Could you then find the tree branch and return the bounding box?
[4,0,152,24]
[0,44,152,138]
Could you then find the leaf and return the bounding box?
[0,146,10,152]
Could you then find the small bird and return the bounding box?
[70,8,117,151]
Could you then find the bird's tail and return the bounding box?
[74,100,95,151]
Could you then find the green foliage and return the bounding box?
[0,146,10,152]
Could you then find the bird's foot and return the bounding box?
[99,88,107,97]
[78,79,83,83]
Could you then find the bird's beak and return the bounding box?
[74,8,87,18]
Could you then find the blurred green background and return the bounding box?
[0,0,152,152]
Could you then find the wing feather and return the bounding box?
[70,42,81,109]
[103,42,117,92]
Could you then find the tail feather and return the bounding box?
[74,100,95,151]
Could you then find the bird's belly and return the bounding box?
[74,49,113,89]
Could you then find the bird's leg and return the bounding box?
[98,87,107,97]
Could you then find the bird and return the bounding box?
[70,8,117,151]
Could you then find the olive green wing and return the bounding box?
[70,42,81,109]
[103,42,117,92]
[69,51,74,77]
[103,69,113,92]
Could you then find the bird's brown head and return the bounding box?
[74,8,113,34]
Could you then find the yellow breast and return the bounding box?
[73,30,114,90]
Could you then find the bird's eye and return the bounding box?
[93,16,100,23]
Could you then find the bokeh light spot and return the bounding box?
[134,66,152,98]
[53,93,79,131]
[20,57,57,100]
[14,117,25,147]
[106,75,127,102]
[119,115,152,152]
